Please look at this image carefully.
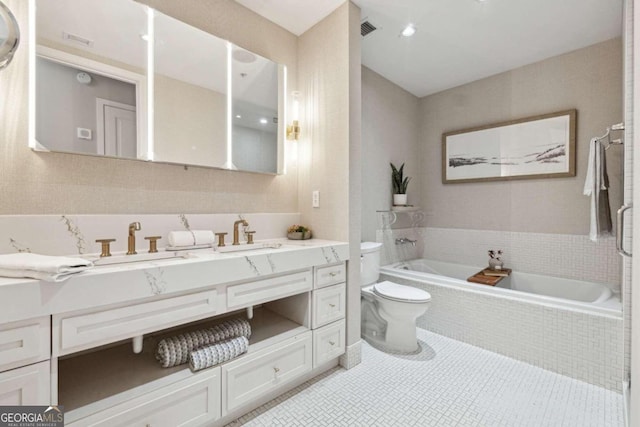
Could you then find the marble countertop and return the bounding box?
[0,239,349,323]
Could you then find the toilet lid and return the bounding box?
[373,281,431,303]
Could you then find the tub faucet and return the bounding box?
[127,222,141,255]
[233,219,249,245]
[395,237,416,246]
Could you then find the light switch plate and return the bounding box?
[312,190,320,208]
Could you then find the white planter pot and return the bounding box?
[393,194,407,206]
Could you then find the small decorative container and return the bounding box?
[393,194,408,206]
[287,225,312,240]
[287,231,312,240]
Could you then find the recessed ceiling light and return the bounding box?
[401,24,416,37]
[140,34,150,42]
[236,114,242,119]
[259,118,268,124]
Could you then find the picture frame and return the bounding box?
[442,110,576,184]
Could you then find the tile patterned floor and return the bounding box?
[226,329,624,427]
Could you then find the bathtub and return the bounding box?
[382,258,620,315]
[378,258,623,391]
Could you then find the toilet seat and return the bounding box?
[373,281,431,304]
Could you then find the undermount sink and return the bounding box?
[216,242,284,254]
[90,251,189,266]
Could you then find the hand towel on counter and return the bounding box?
[167,230,215,248]
[155,318,251,368]
[0,253,93,282]
[189,336,249,372]
[583,138,612,242]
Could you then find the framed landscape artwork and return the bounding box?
[442,110,576,184]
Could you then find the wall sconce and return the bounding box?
[286,91,300,140]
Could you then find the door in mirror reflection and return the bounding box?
[231,46,280,174]
[34,0,147,159]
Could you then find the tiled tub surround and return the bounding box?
[379,270,623,392]
[0,237,350,426]
[378,226,621,288]
[0,213,301,256]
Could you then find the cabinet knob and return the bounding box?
[329,303,336,308]
[273,367,280,373]
[329,271,338,277]
[329,341,335,346]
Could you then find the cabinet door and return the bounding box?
[68,368,221,427]
[0,361,50,406]
[226,271,312,309]
[222,332,312,415]
[313,320,346,368]
[0,317,50,373]
[312,283,346,329]
[314,263,346,289]
[54,290,220,356]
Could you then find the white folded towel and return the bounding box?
[167,230,215,247]
[583,138,612,242]
[0,253,93,282]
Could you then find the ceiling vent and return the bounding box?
[361,21,377,37]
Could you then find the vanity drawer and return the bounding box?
[313,320,345,367]
[314,263,346,289]
[312,283,346,328]
[0,361,51,406]
[222,332,312,415]
[226,270,312,309]
[68,367,221,427]
[54,290,219,355]
[0,317,50,372]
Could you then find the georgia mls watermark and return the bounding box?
[0,406,64,427]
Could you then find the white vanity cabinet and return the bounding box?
[311,263,347,368]
[0,243,348,427]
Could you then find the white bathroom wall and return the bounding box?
[361,67,420,242]
[419,38,623,235]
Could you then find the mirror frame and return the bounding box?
[0,0,20,70]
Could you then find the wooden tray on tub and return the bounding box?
[467,268,512,286]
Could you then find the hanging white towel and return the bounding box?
[583,138,612,241]
[0,253,93,282]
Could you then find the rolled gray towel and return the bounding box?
[189,336,249,372]
[156,318,251,368]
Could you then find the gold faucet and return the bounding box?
[127,222,141,255]
[233,219,249,245]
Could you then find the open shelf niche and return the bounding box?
[59,292,310,423]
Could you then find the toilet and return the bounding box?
[360,242,431,353]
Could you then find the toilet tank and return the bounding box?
[360,242,383,286]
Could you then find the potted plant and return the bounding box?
[390,162,411,206]
[287,225,312,240]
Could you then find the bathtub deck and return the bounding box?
[226,328,623,427]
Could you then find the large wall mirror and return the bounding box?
[31,0,285,175]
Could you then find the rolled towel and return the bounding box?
[189,336,249,372]
[155,318,251,368]
[167,230,215,248]
[0,253,93,282]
